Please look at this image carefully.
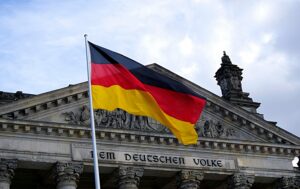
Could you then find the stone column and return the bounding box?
[177,170,204,189]
[0,159,17,189]
[275,177,298,189]
[55,162,83,189]
[228,173,255,189]
[117,166,144,189]
[296,176,300,188]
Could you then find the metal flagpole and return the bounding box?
[84,34,101,189]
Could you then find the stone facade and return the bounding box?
[0,60,299,189]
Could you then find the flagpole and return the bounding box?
[84,34,101,189]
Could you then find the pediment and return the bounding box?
[0,65,299,146]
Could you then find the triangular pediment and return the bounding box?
[0,65,299,146]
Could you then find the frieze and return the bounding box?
[63,105,90,125]
[62,107,238,139]
[71,144,236,170]
[59,104,293,144]
[196,119,236,139]
[63,106,170,133]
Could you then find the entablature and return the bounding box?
[0,118,299,158]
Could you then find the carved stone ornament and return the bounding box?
[0,159,17,183]
[63,107,170,133]
[228,173,254,189]
[177,170,204,189]
[116,166,144,189]
[63,105,91,125]
[63,107,238,139]
[275,177,299,189]
[55,162,83,188]
[196,119,236,139]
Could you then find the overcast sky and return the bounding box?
[0,0,299,139]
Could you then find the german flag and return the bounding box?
[89,42,206,145]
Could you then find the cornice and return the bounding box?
[0,118,299,158]
[0,83,88,119]
[0,82,88,116]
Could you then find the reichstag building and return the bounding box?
[0,53,299,189]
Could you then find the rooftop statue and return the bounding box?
[221,51,232,64]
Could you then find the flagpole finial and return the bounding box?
[84,34,88,38]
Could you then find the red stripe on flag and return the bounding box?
[91,63,144,90]
[91,63,205,123]
[146,85,205,124]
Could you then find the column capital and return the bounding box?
[177,170,204,189]
[275,176,298,189]
[0,158,17,184]
[228,173,254,189]
[117,166,144,189]
[55,161,83,188]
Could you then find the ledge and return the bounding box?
[0,118,299,157]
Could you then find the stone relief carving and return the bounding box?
[63,106,170,133]
[94,108,127,128]
[63,105,90,125]
[94,108,170,133]
[62,106,237,139]
[196,120,236,139]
